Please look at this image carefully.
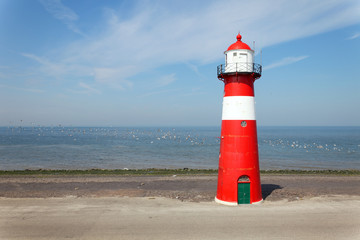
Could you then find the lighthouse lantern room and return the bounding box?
[216,33,262,205]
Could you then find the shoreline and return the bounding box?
[1,168,360,176]
[1,173,359,202]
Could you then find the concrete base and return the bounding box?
[252,199,264,205]
[215,197,263,206]
[214,197,238,206]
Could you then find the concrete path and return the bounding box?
[1,196,359,240]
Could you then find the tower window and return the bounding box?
[233,52,237,56]
[238,175,250,182]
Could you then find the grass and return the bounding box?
[0,168,359,176]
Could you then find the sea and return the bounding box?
[0,126,359,170]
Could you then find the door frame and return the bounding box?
[237,175,251,204]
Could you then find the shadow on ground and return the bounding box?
[262,184,282,200]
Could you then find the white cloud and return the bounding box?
[76,82,101,95]
[156,74,176,87]
[347,32,360,40]
[22,53,50,65]
[66,0,360,65]
[185,63,206,80]
[263,56,309,70]
[21,53,64,77]
[25,0,360,91]
[38,0,84,35]
[93,68,133,90]
[21,52,92,80]
[139,89,178,98]
[0,84,44,93]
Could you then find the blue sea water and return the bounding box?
[0,126,359,170]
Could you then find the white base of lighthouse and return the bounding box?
[214,197,238,206]
[215,197,263,206]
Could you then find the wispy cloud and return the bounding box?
[0,84,44,93]
[155,74,176,88]
[93,67,134,90]
[21,53,67,78]
[185,63,206,80]
[264,56,309,70]
[63,0,360,70]
[38,0,84,35]
[21,52,92,80]
[22,53,61,69]
[79,82,101,94]
[67,82,101,95]
[347,32,360,40]
[24,0,360,91]
[139,89,178,98]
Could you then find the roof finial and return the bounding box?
[236,33,242,42]
[226,32,251,51]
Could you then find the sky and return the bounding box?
[0,0,359,127]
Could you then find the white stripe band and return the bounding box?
[222,96,256,120]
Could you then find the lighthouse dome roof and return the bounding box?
[226,33,251,51]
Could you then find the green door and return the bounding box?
[237,183,250,204]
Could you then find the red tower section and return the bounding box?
[215,34,262,205]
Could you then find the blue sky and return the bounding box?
[0,0,359,127]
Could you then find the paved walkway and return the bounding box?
[1,196,359,240]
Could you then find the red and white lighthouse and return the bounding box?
[215,33,262,205]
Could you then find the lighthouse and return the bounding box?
[215,33,262,205]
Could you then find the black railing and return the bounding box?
[217,63,262,80]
